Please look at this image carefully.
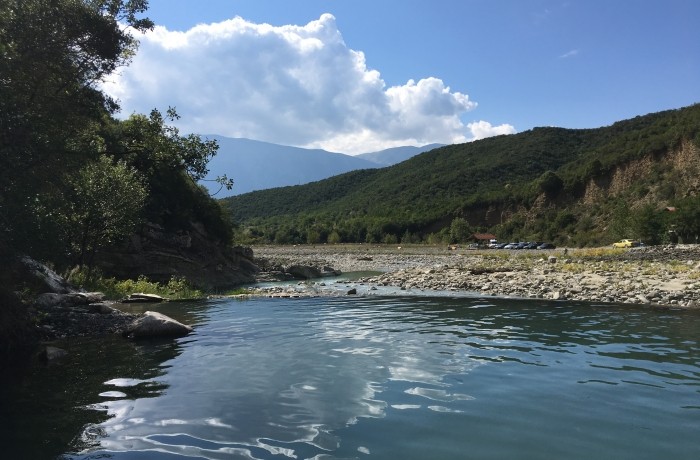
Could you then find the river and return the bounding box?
[2,294,699,459]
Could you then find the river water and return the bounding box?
[2,294,699,459]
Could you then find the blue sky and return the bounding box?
[105,0,700,154]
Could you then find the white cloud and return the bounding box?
[104,14,513,154]
[467,120,517,140]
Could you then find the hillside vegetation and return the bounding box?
[1,0,240,364]
[223,104,700,246]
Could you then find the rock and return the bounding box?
[34,293,65,309]
[34,292,102,309]
[347,288,357,295]
[121,293,166,303]
[286,265,321,279]
[548,256,557,264]
[319,266,341,277]
[125,311,193,338]
[41,346,68,362]
[636,294,651,304]
[87,303,119,314]
[20,256,76,294]
[94,222,258,291]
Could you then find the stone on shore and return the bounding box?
[41,346,68,362]
[125,311,193,338]
[34,292,106,309]
[121,293,166,303]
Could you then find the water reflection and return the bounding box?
[0,331,184,460]
[3,295,699,460]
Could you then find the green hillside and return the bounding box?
[222,104,700,246]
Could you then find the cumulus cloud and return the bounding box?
[104,14,514,154]
[467,120,516,140]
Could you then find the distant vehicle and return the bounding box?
[524,242,541,249]
[537,243,556,249]
[612,239,639,248]
[503,243,518,249]
[495,243,509,249]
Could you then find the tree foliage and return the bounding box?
[0,0,153,253]
[56,156,148,268]
[1,0,234,270]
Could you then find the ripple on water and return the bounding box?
[32,295,700,460]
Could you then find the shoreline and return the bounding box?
[249,244,700,308]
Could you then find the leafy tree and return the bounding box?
[449,217,471,243]
[608,202,632,241]
[537,170,564,197]
[672,196,700,243]
[57,156,147,269]
[631,204,666,245]
[103,109,233,242]
[327,230,342,244]
[0,0,153,254]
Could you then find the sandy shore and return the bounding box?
[250,244,700,308]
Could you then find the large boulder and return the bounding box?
[286,264,340,280]
[125,311,193,338]
[286,265,322,279]
[19,256,77,294]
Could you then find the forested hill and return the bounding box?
[222,104,700,246]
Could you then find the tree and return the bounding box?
[631,204,666,245]
[537,170,564,197]
[449,217,471,244]
[672,196,700,243]
[0,0,153,254]
[57,156,147,269]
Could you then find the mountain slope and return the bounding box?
[222,104,700,246]
[202,136,379,196]
[356,143,445,166]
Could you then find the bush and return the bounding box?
[68,269,203,300]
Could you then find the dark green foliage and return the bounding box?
[55,156,148,268]
[449,217,472,243]
[631,204,667,245]
[224,104,700,245]
[671,196,700,243]
[537,171,564,197]
[1,0,234,265]
[0,0,153,256]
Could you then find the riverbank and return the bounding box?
[251,244,700,308]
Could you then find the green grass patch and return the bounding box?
[68,269,204,300]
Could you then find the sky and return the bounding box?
[103,0,700,155]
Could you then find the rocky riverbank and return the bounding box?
[251,244,700,308]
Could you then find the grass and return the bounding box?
[68,269,205,300]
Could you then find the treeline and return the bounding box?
[226,104,700,247]
[0,0,232,272]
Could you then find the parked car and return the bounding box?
[524,242,541,249]
[537,243,556,249]
[503,243,518,249]
[612,239,639,248]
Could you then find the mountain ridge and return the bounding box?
[202,137,443,196]
[221,104,700,246]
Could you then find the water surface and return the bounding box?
[2,296,699,459]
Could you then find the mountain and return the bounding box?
[222,104,700,247]
[356,143,445,166]
[200,137,379,197]
[202,137,444,197]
